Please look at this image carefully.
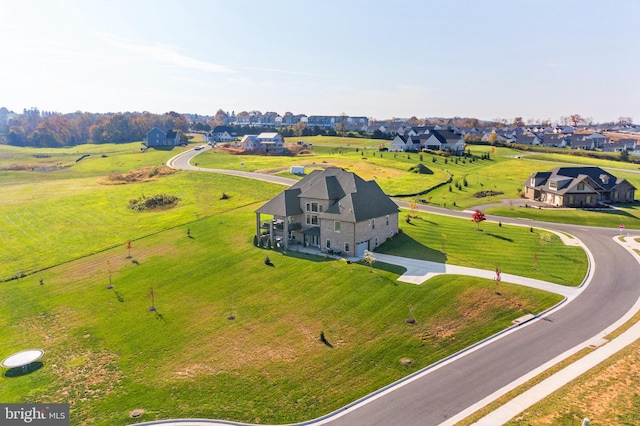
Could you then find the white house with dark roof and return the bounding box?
[424,129,465,152]
[515,134,542,146]
[255,167,399,257]
[210,125,237,142]
[524,166,635,207]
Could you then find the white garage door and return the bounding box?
[356,241,369,257]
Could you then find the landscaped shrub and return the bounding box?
[473,190,504,198]
[127,194,179,211]
[408,164,433,174]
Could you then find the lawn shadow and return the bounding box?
[377,232,446,263]
[282,250,334,263]
[486,233,514,242]
[320,331,333,348]
[113,289,124,303]
[581,207,637,220]
[4,362,43,378]
[149,146,177,152]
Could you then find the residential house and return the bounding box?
[389,135,411,152]
[423,129,465,152]
[514,134,542,146]
[255,167,399,256]
[210,125,237,142]
[405,125,435,137]
[307,116,337,129]
[345,116,369,132]
[569,138,595,150]
[583,132,610,149]
[602,139,637,152]
[554,126,575,134]
[145,127,181,147]
[482,130,514,144]
[524,166,635,207]
[241,132,284,154]
[541,134,570,148]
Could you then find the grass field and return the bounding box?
[487,204,640,229]
[382,210,587,286]
[0,139,615,424]
[0,206,564,424]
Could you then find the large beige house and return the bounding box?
[255,167,399,257]
[524,166,635,207]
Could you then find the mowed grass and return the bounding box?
[0,143,283,280]
[487,204,640,229]
[378,210,587,286]
[0,207,563,425]
[199,139,639,215]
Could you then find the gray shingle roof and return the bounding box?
[255,188,303,216]
[257,167,398,222]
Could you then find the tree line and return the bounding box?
[0,108,189,147]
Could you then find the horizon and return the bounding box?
[1,0,639,123]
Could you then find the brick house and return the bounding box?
[524,166,635,207]
[255,168,399,257]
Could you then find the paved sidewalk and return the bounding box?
[373,252,581,300]
[464,233,640,425]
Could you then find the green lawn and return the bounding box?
[378,210,587,286]
[487,204,640,229]
[0,207,563,425]
[0,143,283,280]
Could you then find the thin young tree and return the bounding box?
[471,210,486,230]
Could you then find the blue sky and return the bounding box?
[1,0,638,123]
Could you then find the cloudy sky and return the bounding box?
[1,0,638,123]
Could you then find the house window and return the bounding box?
[370,218,375,229]
[344,242,350,253]
[386,215,389,226]
[375,237,379,247]
[326,240,331,249]
[586,195,592,204]
[549,180,558,190]
[306,202,319,212]
[568,195,574,204]
[577,183,585,190]
[334,221,341,233]
[306,214,318,226]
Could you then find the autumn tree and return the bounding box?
[512,117,525,127]
[214,109,228,126]
[570,114,583,127]
[471,210,486,230]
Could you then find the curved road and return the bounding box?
[165,148,640,425]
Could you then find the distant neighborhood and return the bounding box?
[2,106,640,154]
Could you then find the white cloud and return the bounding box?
[96,32,233,74]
